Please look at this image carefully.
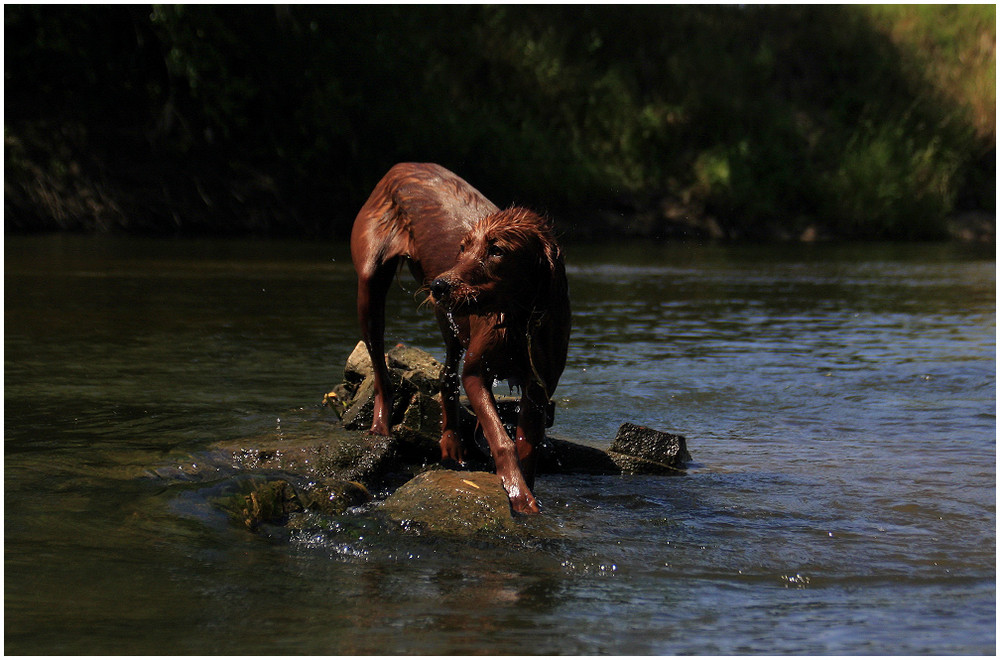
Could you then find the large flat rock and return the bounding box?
[380,470,518,536]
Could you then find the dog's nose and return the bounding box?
[430,277,451,300]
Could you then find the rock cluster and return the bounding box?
[213,342,692,536]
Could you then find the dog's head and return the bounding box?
[430,207,563,316]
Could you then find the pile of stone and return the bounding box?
[326,341,690,475]
[219,342,691,536]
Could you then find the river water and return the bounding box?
[4,235,995,654]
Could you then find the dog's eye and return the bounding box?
[487,244,504,258]
[458,244,466,254]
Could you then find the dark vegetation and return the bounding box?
[4,5,995,240]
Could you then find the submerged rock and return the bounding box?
[298,479,372,516]
[537,436,622,475]
[381,470,518,536]
[237,479,303,531]
[227,477,372,531]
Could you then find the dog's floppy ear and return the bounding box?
[542,248,568,318]
[532,219,565,307]
[526,239,570,399]
[538,239,560,273]
[521,211,559,282]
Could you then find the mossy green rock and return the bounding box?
[239,480,303,530]
[299,479,372,515]
[231,477,374,529]
[381,470,518,536]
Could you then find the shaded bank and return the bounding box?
[4,5,994,241]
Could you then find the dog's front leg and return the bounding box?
[438,347,465,465]
[436,310,468,464]
[514,382,548,490]
[462,356,540,514]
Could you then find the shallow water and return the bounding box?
[4,235,995,654]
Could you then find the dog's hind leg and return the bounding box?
[355,256,400,436]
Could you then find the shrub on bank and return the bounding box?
[4,5,994,240]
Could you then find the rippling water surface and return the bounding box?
[5,236,995,654]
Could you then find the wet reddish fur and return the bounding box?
[350,163,570,514]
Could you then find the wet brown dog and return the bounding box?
[350,163,570,513]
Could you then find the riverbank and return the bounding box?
[5,5,994,242]
[3,135,994,243]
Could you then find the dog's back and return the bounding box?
[350,163,498,283]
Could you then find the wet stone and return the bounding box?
[381,470,518,536]
[322,383,354,417]
[298,479,372,515]
[537,436,621,475]
[393,390,446,460]
[344,340,373,384]
[321,433,402,485]
[608,422,691,474]
[222,433,405,487]
[335,342,445,429]
[336,374,373,430]
[340,370,414,431]
[239,479,303,531]
[387,343,443,393]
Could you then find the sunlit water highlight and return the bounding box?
[4,236,995,654]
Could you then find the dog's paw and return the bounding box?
[507,485,541,515]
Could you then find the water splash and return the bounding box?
[445,309,462,338]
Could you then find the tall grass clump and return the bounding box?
[823,119,961,238]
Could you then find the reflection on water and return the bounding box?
[4,235,995,654]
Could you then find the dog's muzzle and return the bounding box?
[430,277,452,303]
